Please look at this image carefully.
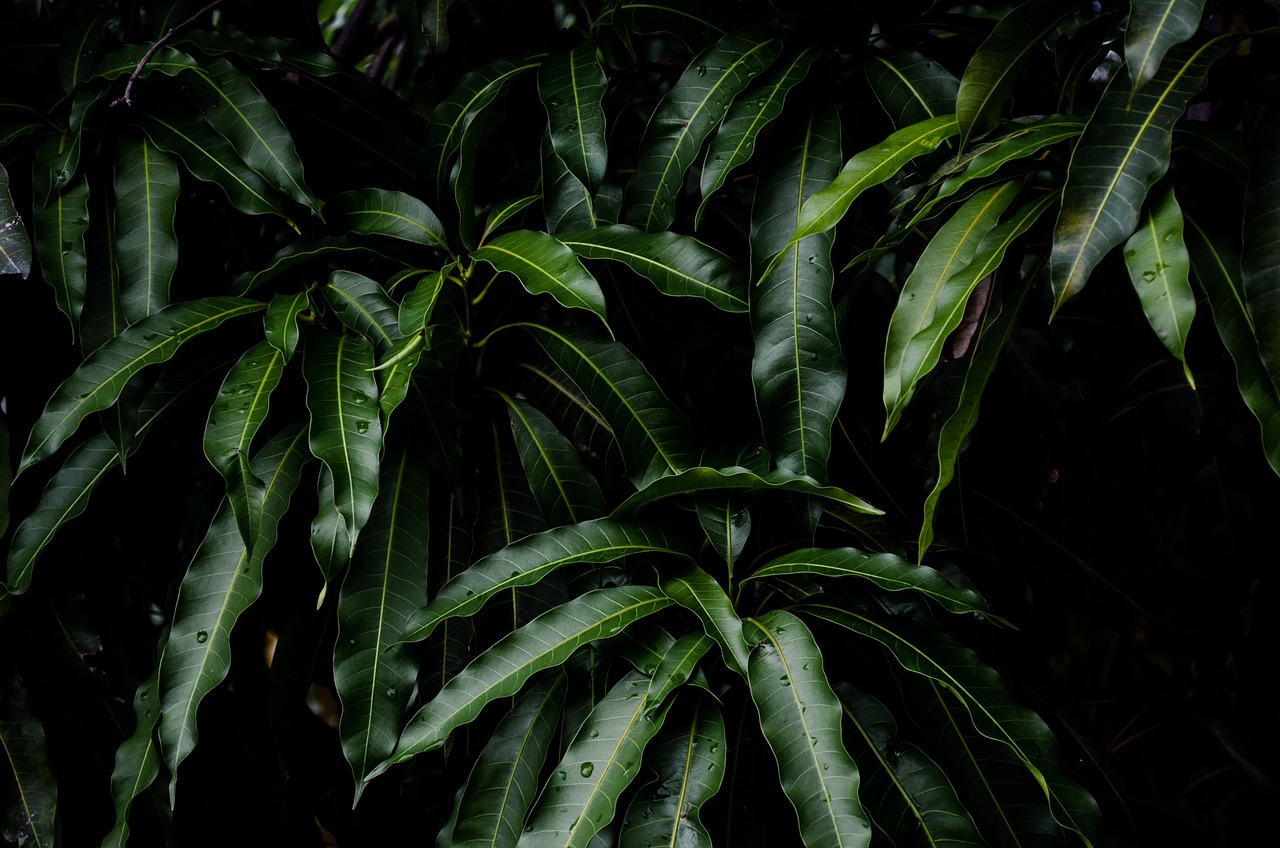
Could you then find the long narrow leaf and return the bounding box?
[1125,0,1207,93]
[328,188,450,253]
[502,392,607,527]
[32,135,91,340]
[114,131,180,324]
[644,633,713,715]
[1242,91,1280,391]
[539,42,609,193]
[868,50,959,130]
[1123,183,1196,385]
[473,230,608,325]
[100,668,162,848]
[324,270,402,354]
[614,466,881,517]
[0,675,56,848]
[660,565,750,677]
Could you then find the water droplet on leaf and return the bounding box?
[580,762,594,777]
[196,631,209,643]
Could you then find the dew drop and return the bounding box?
[386,687,397,697]
[709,743,719,753]
[655,784,671,798]
[558,770,568,781]
[590,730,600,739]
[196,631,209,643]
[1141,270,1158,282]
[349,637,358,645]
[779,674,790,686]
[351,391,369,405]
[580,762,594,778]
[355,420,370,434]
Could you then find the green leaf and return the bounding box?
[400,518,691,646]
[1049,34,1233,314]
[751,102,846,481]
[695,495,751,566]
[522,323,700,489]
[324,270,403,354]
[303,331,383,559]
[381,586,674,772]
[620,696,726,848]
[328,188,450,253]
[1123,183,1196,385]
[614,466,881,517]
[101,668,163,848]
[834,684,983,848]
[32,135,91,340]
[311,465,352,594]
[607,0,736,51]
[482,195,541,244]
[0,674,57,848]
[335,441,431,790]
[697,47,817,225]
[659,565,750,677]
[236,237,375,294]
[113,130,180,323]
[1125,0,1207,93]
[1242,92,1280,395]
[1,161,32,278]
[539,42,609,193]
[59,0,111,94]
[399,263,455,336]
[1186,214,1280,475]
[80,185,125,355]
[157,423,309,805]
[19,297,265,474]
[644,633,712,715]
[622,29,782,232]
[203,340,286,548]
[501,392,607,527]
[868,50,959,130]
[422,0,456,55]
[263,288,311,361]
[520,671,669,848]
[742,547,987,615]
[447,672,566,848]
[742,610,871,848]
[882,181,1020,436]
[934,116,1086,205]
[560,225,748,313]
[542,132,600,235]
[473,230,608,325]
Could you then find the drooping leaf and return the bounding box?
[0,161,32,278]
[303,331,383,559]
[1049,34,1234,314]
[501,392,607,527]
[560,225,749,312]
[113,131,180,324]
[614,466,881,517]
[157,423,309,805]
[867,50,959,130]
[644,633,713,715]
[100,667,163,848]
[539,42,609,194]
[606,0,737,52]
[399,263,454,337]
[743,610,871,848]
[934,116,1086,205]
[751,101,846,481]
[335,441,431,791]
[399,518,691,646]
[79,181,125,355]
[263,288,311,361]
[328,187,450,253]
[622,29,782,232]
[19,297,265,474]
[1123,182,1196,385]
[0,674,57,848]
[660,564,749,677]
[1125,0,1207,93]
[235,236,378,293]
[472,230,608,325]
[1242,91,1280,394]
[324,270,403,354]
[32,135,91,340]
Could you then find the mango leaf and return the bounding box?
[481,194,540,244]
[501,392,607,527]
[834,684,983,848]
[32,135,91,340]
[235,237,377,293]
[113,131,180,323]
[1123,183,1196,385]
[867,50,959,130]
[622,29,782,232]
[956,0,1079,144]
[422,0,455,55]
[742,547,987,615]
[379,586,674,775]
[263,288,311,361]
[335,442,431,791]
[1125,0,1207,93]
[614,466,881,517]
[311,465,351,599]
[543,132,600,235]
[620,696,726,848]
[520,671,670,848]
[522,323,700,489]
[560,225,748,312]
[1186,214,1280,475]
[19,297,265,474]
[101,668,162,848]
[40,81,108,202]
[0,674,56,848]
[303,331,383,558]
[802,604,1102,844]
[743,610,871,848]
[473,230,608,325]
[328,187,450,253]
[882,181,1020,437]
[1049,34,1233,314]
[203,340,286,549]
[934,116,1086,204]
[697,47,817,225]
[324,270,403,355]
[80,183,124,355]
[1,161,32,278]
[539,42,608,193]
[659,565,750,677]
[59,0,111,94]
[1242,92,1280,394]
[399,263,454,336]
[447,672,566,848]
[607,0,736,51]
[644,633,712,716]
[399,518,691,646]
[751,102,846,481]
[695,495,751,566]
[157,423,309,805]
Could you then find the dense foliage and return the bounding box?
[2,0,1278,845]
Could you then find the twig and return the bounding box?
[110,0,225,108]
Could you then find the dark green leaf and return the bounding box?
[59,0,111,94]
[399,263,454,337]
[660,564,749,677]
[0,674,56,848]
[324,270,403,354]
[263,288,311,361]
[644,632,712,715]
[113,132,180,324]
[472,230,608,325]
[236,237,375,294]
[1125,0,1207,93]
[32,135,91,340]
[311,465,352,596]
[540,42,609,193]
[101,669,163,848]
[542,131,601,235]
[1242,91,1280,394]
[868,50,959,130]
[482,195,540,244]
[1123,183,1196,385]
[502,392,607,527]
[614,466,881,517]
[328,188,450,253]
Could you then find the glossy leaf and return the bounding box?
[482,195,541,244]
[235,237,376,293]
[113,131,180,324]
[697,47,817,225]
[399,263,454,336]
[0,675,56,848]
[539,42,609,193]
[101,668,162,848]
[522,323,700,489]
[644,633,712,715]
[472,230,608,325]
[1123,183,1196,385]
[58,0,111,94]
[622,29,782,232]
[0,162,32,278]
[1125,0,1207,93]
[1049,34,1233,314]
[19,297,265,474]
[751,102,846,481]
[32,135,91,340]
[956,0,1079,144]
[303,331,383,559]
[311,465,352,596]
[157,423,309,805]
[400,518,691,645]
[328,188,450,253]
[743,610,871,848]
[614,466,881,517]
[695,495,751,566]
[934,116,1085,205]
[882,181,1019,436]
[560,225,748,312]
[263,288,311,361]
[1242,93,1280,393]
[542,131,600,235]
[502,392,607,527]
[660,565,749,677]
[868,50,959,130]
[381,586,674,773]
[335,442,431,790]
[324,270,402,354]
